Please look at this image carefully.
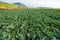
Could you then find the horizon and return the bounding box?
[0,0,60,8]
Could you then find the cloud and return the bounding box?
[0,0,60,8]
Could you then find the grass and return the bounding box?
[0,8,60,40]
[0,2,19,9]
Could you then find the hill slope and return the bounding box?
[0,2,19,9]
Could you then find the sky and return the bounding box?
[0,0,60,8]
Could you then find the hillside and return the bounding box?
[0,2,19,10]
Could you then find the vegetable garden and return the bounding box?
[0,9,60,40]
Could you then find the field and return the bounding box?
[0,8,60,40]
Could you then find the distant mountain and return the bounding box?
[13,2,26,7]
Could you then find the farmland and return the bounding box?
[0,8,60,40]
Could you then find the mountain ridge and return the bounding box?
[13,2,26,7]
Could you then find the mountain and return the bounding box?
[13,2,26,7]
[0,2,19,10]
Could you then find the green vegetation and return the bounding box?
[0,2,19,9]
[0,9,60,40]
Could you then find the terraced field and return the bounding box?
[0,9,60,40]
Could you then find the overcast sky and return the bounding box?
[0,0,60,8]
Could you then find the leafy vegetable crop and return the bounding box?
[0,9,60,40]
